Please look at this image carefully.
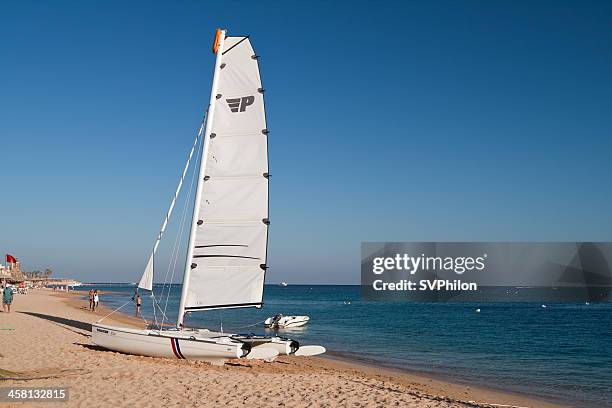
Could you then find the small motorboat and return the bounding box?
[280,282,288,287]
[264,314,309,329]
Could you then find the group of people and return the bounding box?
[88,289,100,311]
[2,284,143,317]
[1,284,14,313]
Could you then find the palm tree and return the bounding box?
[44,268,53,281]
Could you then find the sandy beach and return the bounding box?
[0,290,566,408]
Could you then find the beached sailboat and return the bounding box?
[92,29,325,364]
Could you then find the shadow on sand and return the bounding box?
[73,342,107,352]
[19,312,92,332]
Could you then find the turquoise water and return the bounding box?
[81,284,612,407]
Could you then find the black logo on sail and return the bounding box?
[226,96,254,112]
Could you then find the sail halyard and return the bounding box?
[177,30,228,327]
[137,122,206,291]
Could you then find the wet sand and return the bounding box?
[0,289,567,407]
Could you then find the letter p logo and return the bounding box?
[227,96,255,113]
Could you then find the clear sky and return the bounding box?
[1,1,612,284]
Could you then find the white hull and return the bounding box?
[264,315,310,329]
[279,318,309,328]
[92,324,246,364]
[231,333,299,356]
[91,324,316,363]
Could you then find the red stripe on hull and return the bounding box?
[170,338,182,359]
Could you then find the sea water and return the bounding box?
[80,284,612,407]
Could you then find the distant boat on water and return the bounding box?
[280,282,288,287]
[265,314,309,329]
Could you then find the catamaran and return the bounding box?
[91,29,325,364]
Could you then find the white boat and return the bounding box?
[92,28,325,364]
[264,314,310,329]
[280,282,288,287]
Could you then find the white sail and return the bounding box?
[179,34,269,314]
[138,253,154,291]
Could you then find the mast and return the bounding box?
[177,29,226,327]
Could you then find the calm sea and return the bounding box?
[79,284,611,407]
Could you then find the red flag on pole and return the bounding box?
[6,254,17,264]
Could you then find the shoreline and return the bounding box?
[0,289,568,407]
[71,288,571,407]
[67,288,569,407]
[319,353,568,408]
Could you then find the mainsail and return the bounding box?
[177,32,269,321]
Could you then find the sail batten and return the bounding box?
[185,302,262,312]
[177,32,269,319]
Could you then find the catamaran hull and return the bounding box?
[235,335,299,356]
[92,324,244,363]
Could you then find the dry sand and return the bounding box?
[0,289,567,407]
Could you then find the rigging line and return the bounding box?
[151,109,207,302]
[151,291,159,327]
[161,131,204,325]
[159,166,196,327]
[95,300,133,324]
[233,319,267,329]
[156,120,206,310]
[157,177,189,307]
[148,116,206,263]
[150,293,170,325]
[161,171,196,320]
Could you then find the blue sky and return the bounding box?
[1,1,612,284]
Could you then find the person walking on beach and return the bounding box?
[88,289,94,310]
[92,290,99,312]
[135,294,142,317]
[2,284,14,313]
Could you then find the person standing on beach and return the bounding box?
[93,290,99,312]
[88,289,94,310]
[135,294,142,317]
[2,285,14,313]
